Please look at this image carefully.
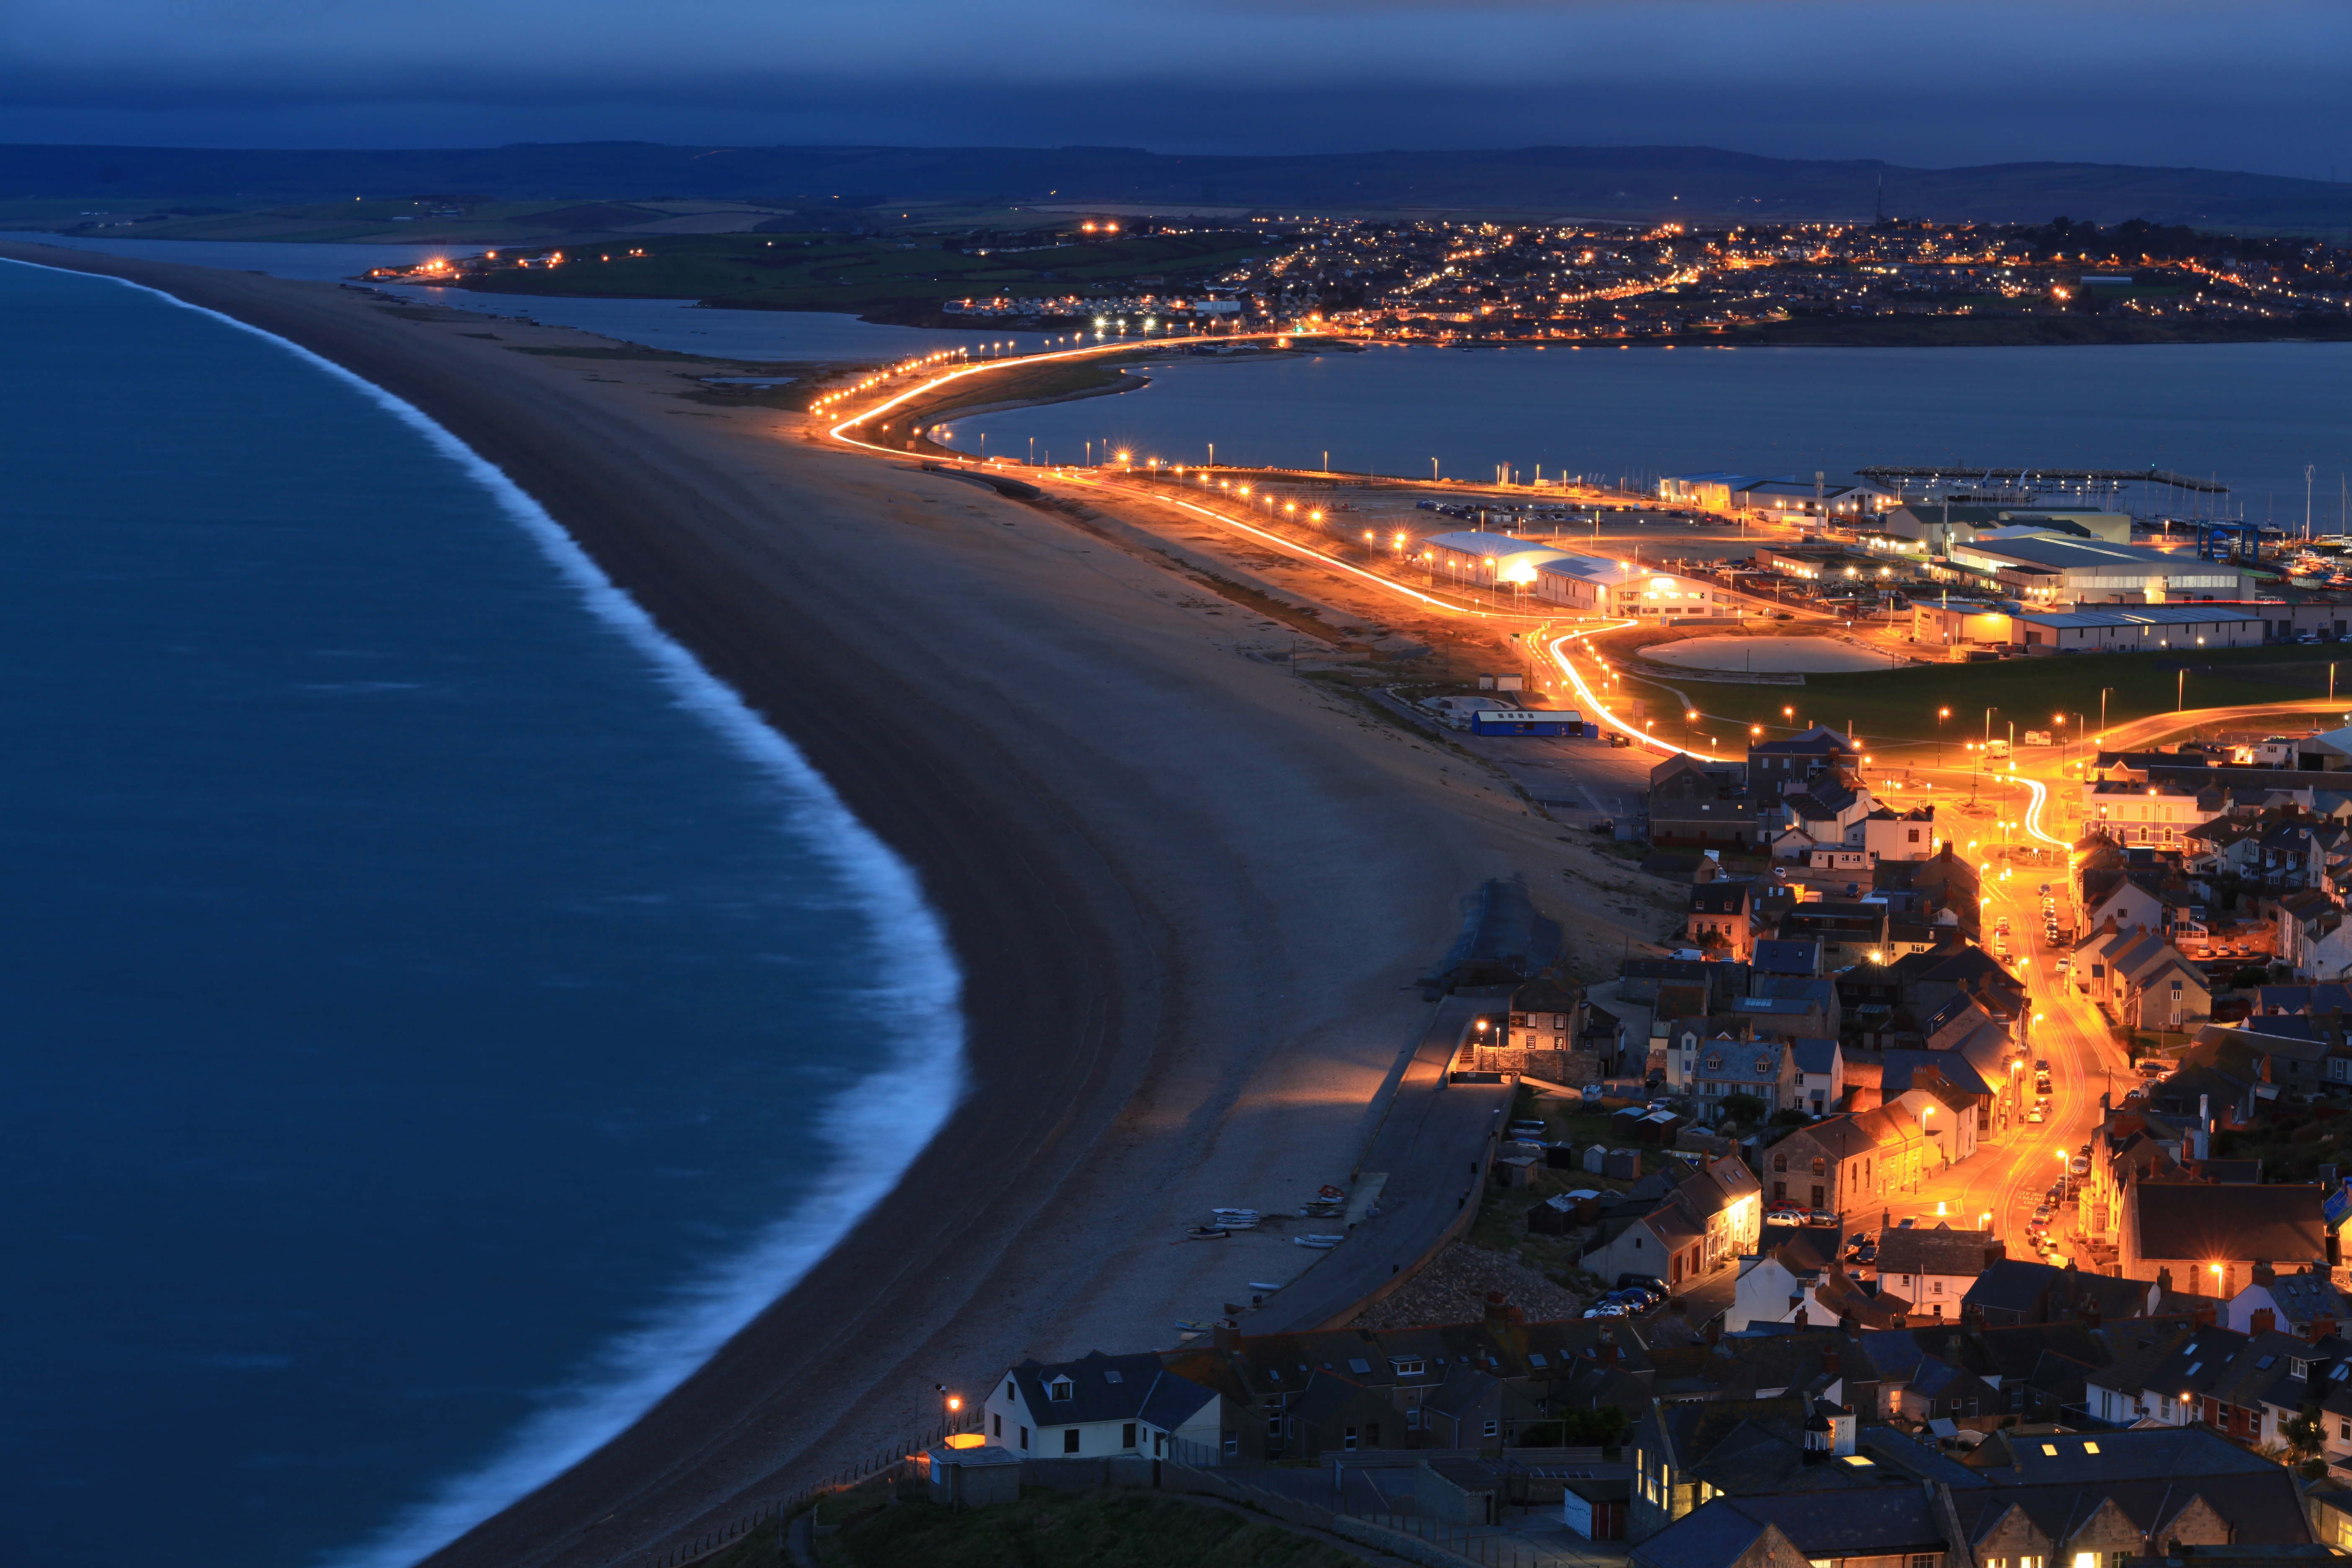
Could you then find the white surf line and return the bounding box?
[1547,623,1719,761]
[0,258,968,1568]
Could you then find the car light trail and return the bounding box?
[822,337,1558,624]
[1547,624,1715,760]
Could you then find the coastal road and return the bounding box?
[1257,994,1514,1333]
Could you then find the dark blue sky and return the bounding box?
[3,0,2346,175]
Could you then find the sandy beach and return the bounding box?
[0,243,1647,1566]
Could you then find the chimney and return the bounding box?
[1212,1318,1241,1351]
[1484,1291,1513,1324]
[2253,1260,2277,1287]
[2251,1308,2277,1336]
[2191,1302,2217,1330]
[1823,1347,1842,1377]
[2311,1314,2339,1344]
[2077,1294,2103,1331]
[1795,1305,1810,1328]
[2158,1266,2174,1295]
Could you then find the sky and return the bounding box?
[3,0,2347,175]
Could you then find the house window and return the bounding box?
[1019,1426,1029,1450]
[1774,1153,1787,1172]
[1223,1432,1238,1457]
[1344,1426,1359,1452]
[1773,1181,1787,1200]
[1367,1424,1382,1447]
[1812,1158,1826,1176]
[1123,1422,1137,1449]
[1485,1420,1500,1438]
[1049,1378,1073,1401]
[1063,1429,1081,1454]
[993,1413,1002,1437]
[1909,1558,1937,1568]
[1007,1381,1016,1400]
[1268,1414,1283,1436]
[1407,1408,1420,1430]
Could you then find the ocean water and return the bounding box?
[0,232,1053,361]
[939,341,2352,518]
[0,261,962,1566]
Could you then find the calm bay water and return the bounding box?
[0,233,1053,361]
[941,341,2352,519]
[0,261,960,1566]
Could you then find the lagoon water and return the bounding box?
[0,232,1052,361]
[941,341,2352,517]
[0,261,960,1566]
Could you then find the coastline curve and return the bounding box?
[1,256,969,1568]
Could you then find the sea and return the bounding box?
[0,259,962,1567]
[934,340,2352,522]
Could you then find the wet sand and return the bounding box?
[0,243,1617,1566]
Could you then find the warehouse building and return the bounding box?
[1943,534,2250,605]
[2012,605,2267,652]
[1420,531,1571,588]
[1533,555,1727,617]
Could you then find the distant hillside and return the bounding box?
[8,142,2352,230]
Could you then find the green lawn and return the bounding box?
[1610,641,2352,757]
[441,229,1271,315]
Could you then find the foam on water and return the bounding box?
[4,259,968,1567]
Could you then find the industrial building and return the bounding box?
[2011,605,2267,652]
[1533,555,1727,617]
[1657,472,1893,518]
[1419,530,1571,588]
[1942,534,2251,604]
[1880,504,2133,549]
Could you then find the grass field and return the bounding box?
[1603,637,2352,756]
[440,228,1274,319]
[790,1491,1362,1568]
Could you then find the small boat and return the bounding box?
[1186,1226,1231,1240]
[1248,1281,1284,1292]
[1304,1233,1347,1243]
[1293,1237,1338,1249]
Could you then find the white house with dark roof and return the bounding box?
[983,1349,1219,1460]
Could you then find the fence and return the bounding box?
[1153,1445,1622,1568]
[625,1414,980,1568]
[627,1426,1614,1567]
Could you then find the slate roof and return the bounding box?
[1009,1350,1215,1429]
[2129,1183,2327,1266]
[1716,1489,1948,1555]
[1754,940,1823,976]
[1875,1225,2001,1279]
[1627,1501,1798,1568]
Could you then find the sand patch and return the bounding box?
[1644,634,1888,673]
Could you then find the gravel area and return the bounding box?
[1351,1242,1587,1330]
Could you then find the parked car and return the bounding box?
[1617,1272,1669,1294]
[1506,1119,1549,1140]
